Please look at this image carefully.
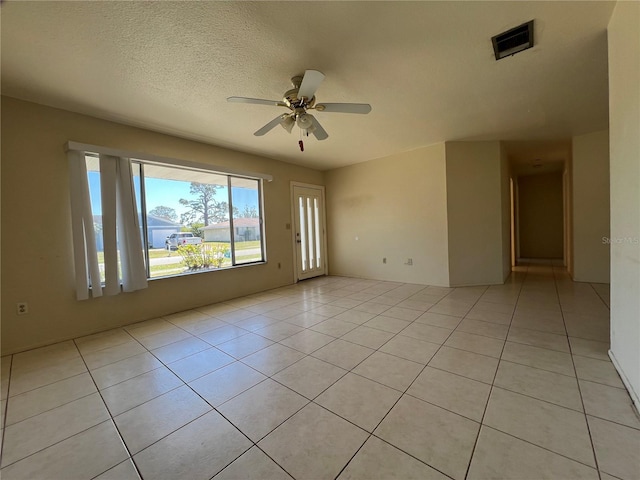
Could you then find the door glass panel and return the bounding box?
[307,197,314,269]
[299,196,307,271]
[314,197,321,269]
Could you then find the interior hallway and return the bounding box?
[1,264,638,480]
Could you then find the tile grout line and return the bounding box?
[332,283,491,480]
[463,264,527,480]
[552,265,603,479]
[0,355,14,469]
[72,338,145,480]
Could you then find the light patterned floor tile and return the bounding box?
[444,331,504,358]
[90,352,162,390]
[353,352,423,392]
[483,387,595,466]
[580,380,640,429]
[241,343,306,376]
[494,360,583,411]
[316,373,402,432]
[507,327,570,353]
[501,341,575,376]
[167,347,235,382]
[218,379,308,441]
[415,312,463,329]
[0,421,129,480]
[115,385,211,454]
[333,310,378,325]
[81,340,147,370]
[150,336,210,364]
[311,339,375,370]
[588,415,640,480]
[456,318,509,340]
[340,326,395,350]
[407,367,490,421]
[467,426,599,480]
[94,459,141,480]
[362,315,411,334]
[429,346,498,384]
[400,323,452,344]
[100,367,183,416]
[254,322,304,342]
[1,393,110,467]
[9,356,88,396]
[573,355,624,388]
[280,330,335,354]
[569,337,610,361]
[214,447,291,480]
[75,329,133,355]
[311,318,360,337]
[379,335,440,364]
[5,372,96,426]
[134,410,252,480]
[273,356,346,399]
[136,327,193,350]
[197,325,249,345]
[259,403,368,480]
[189,361,266,406]
[375,394,479,480]
[338,436,449,480]
[216,333,274,359]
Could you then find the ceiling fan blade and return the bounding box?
[298,70,325,100]
[254,115,287,136]
[309,115,329,140]
[228,97,287,107]
[316,103,372,114]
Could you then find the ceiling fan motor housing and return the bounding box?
[283,88,316,110]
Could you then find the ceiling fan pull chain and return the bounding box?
[299,140,304,152]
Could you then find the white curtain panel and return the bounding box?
[115,156,147,293]
[68,150,147,300]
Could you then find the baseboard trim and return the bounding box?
[609,349,640,415]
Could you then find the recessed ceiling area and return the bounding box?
[504,139,572,177]
[0,2,614,170]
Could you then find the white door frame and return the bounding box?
[290,182,328,282]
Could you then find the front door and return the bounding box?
[292,183,327,281]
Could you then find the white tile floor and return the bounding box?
[1,263,639,479]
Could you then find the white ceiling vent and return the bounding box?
[492,20,534,60]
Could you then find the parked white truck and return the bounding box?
[165,232,202,251]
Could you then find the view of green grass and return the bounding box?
[96,240,263,279]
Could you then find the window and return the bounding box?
[85,154,265,280]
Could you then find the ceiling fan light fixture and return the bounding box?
[296,113,313,130]
[280,115,295,133]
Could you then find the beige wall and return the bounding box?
[1,97,324,354]
[446,141,507,286]
[517,172,564,259]
[572,129,610,283]
[607,1,640,410]
[500,144,512,279]
[325,144,450,286]
[564,153,574,274]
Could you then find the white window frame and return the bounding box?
[67,141,271,287]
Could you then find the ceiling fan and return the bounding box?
[227,70,372,145]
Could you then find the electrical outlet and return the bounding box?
[405,258,413,266]
[17,302,29,315]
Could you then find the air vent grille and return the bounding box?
[492,20,534,60]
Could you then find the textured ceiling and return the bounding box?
[1,1,614,170]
